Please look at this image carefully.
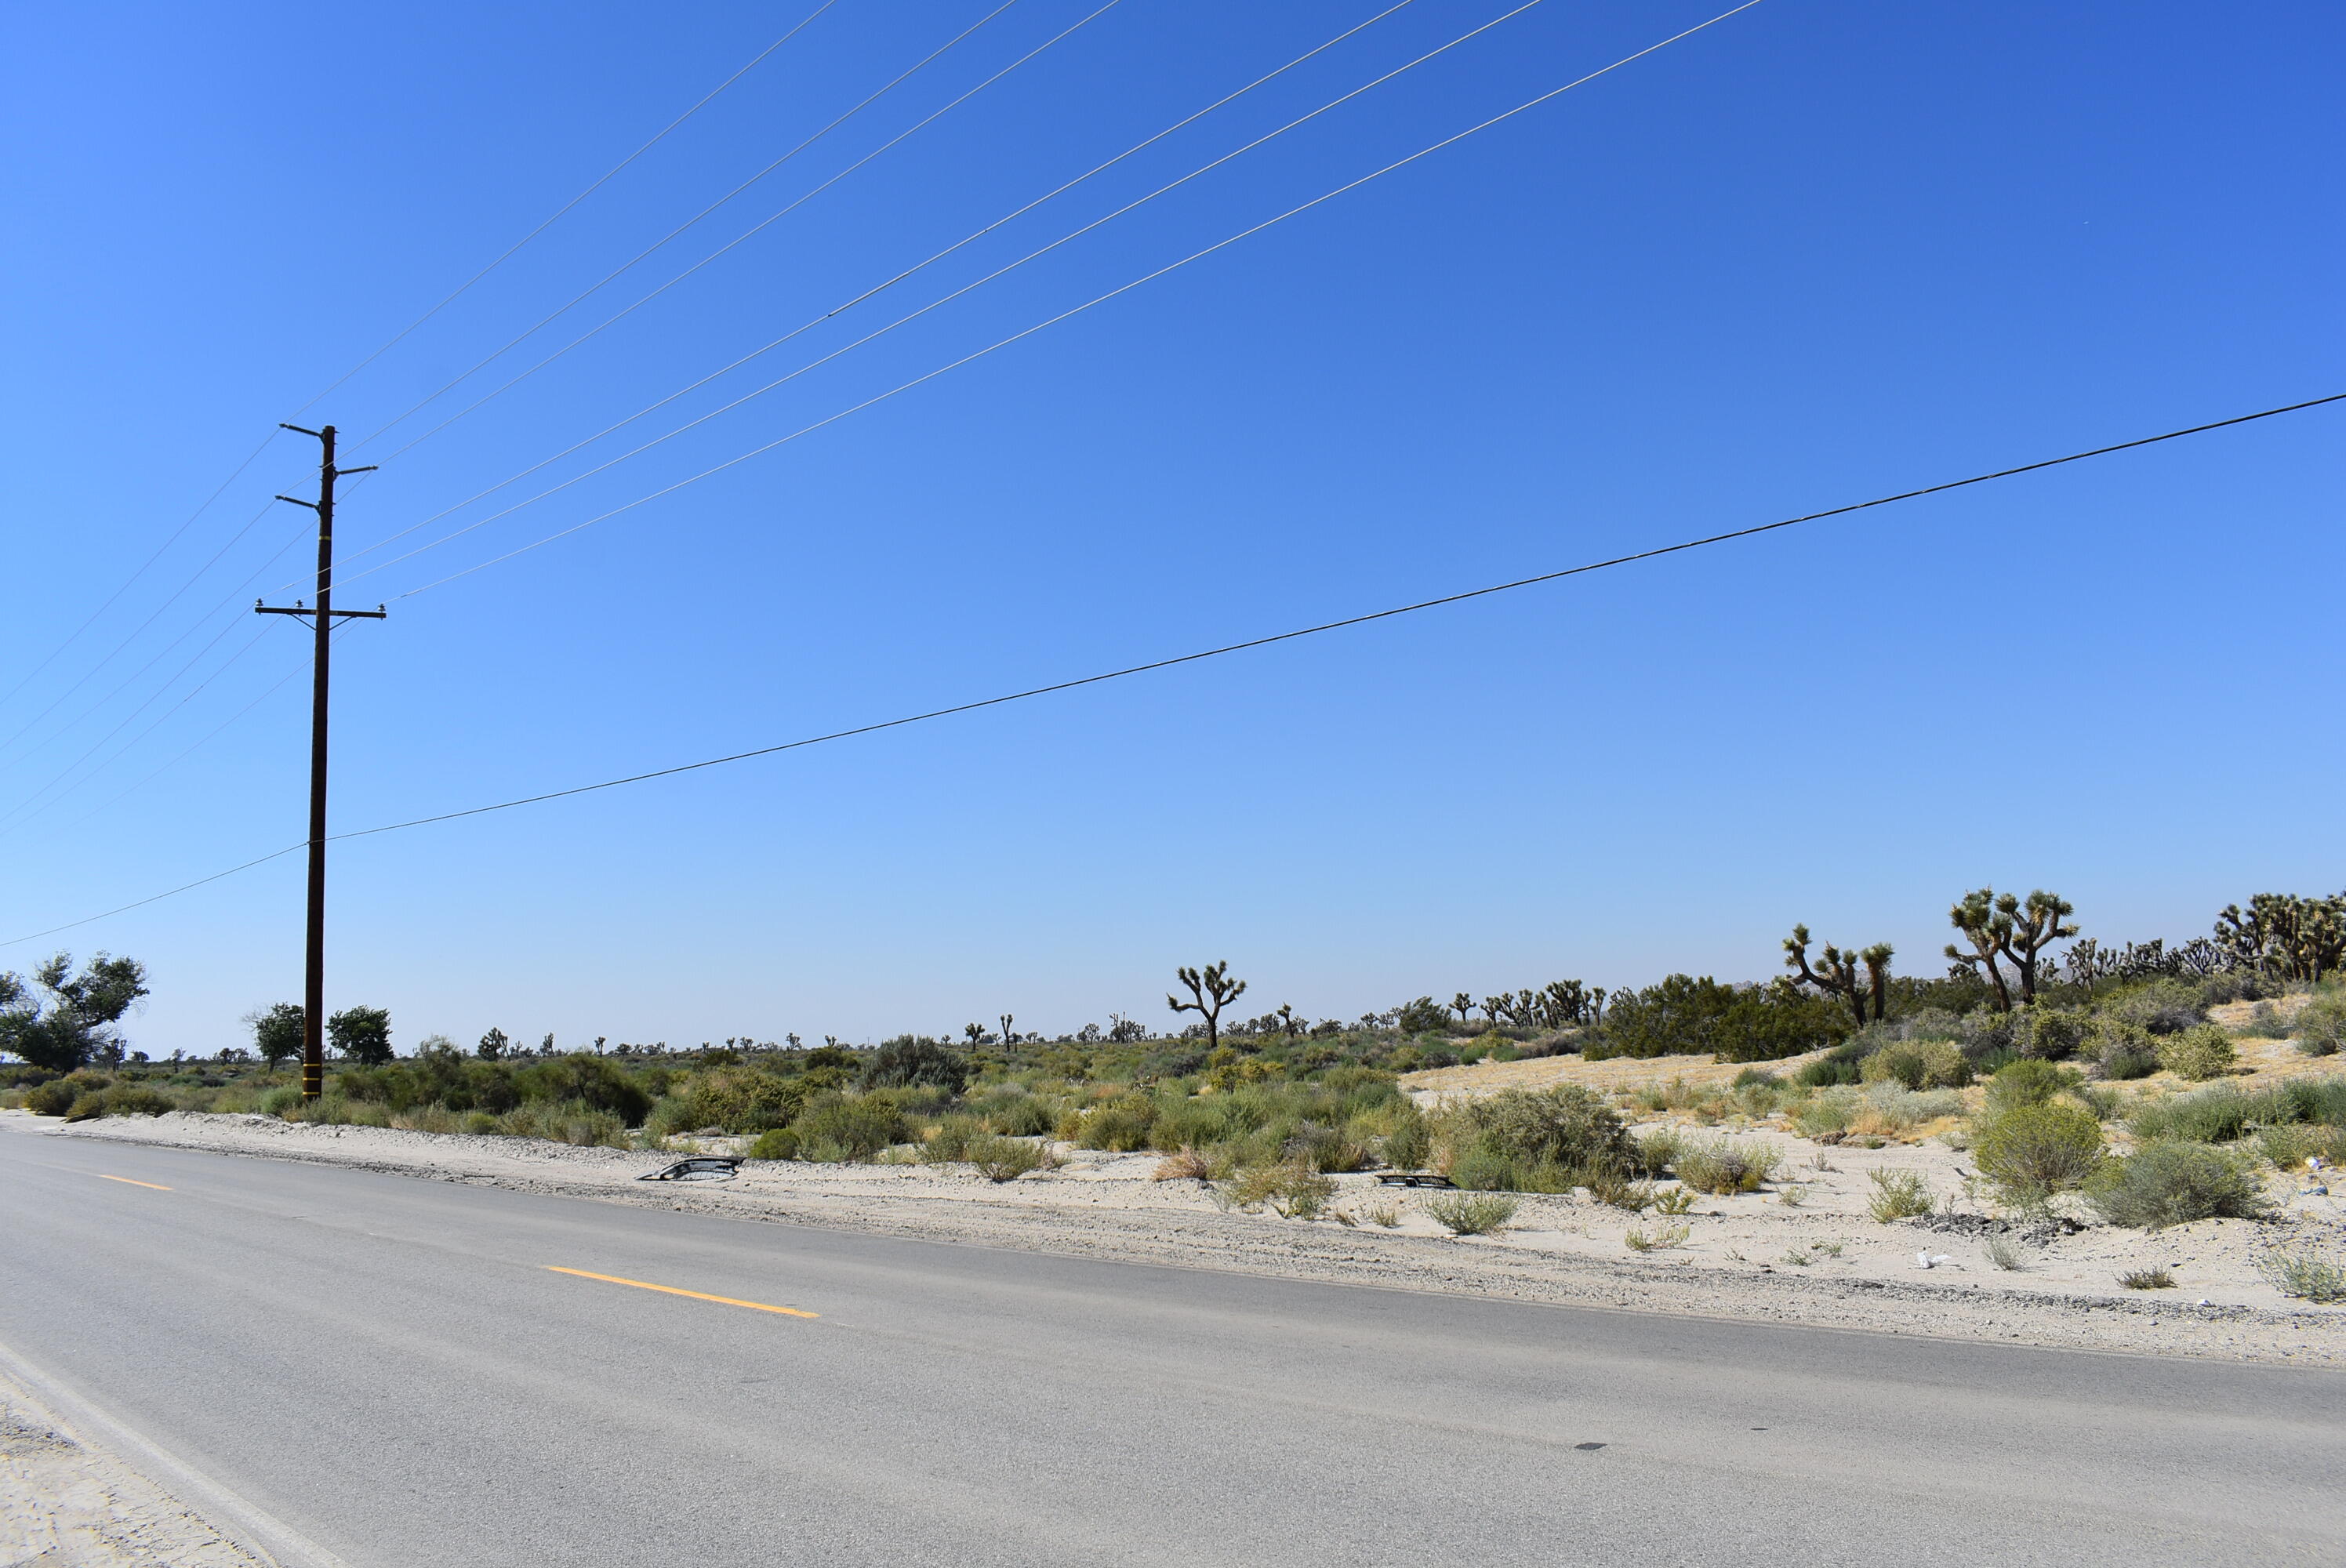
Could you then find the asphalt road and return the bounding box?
[5,1122,2342,1567]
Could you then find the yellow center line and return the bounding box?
[544,1266,819,1319]
[99,1174,172,1191]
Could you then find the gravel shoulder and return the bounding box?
[31,1108,2346,1366]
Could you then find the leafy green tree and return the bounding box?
[1168,961,1246,1054]
[245,1002,305,1069]
[1396,996,1450,1034]
[329,1005,393,1065]
[0,952,149,1072]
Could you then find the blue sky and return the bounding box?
[2,0,2339,1056]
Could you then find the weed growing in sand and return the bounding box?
[1813,1240,1843,1258]
[2119,1267,2177,1290]
[1985,1236,2026,1271]
[1651,1186,1696,1216]
[1624,1222,1690,1252]
[1776,1184,1808,1207]
[2261,1248,2346,1303]
[1425,1192,1517,1235]
[1223,1160,1337,1218]
[1867,1168,1935,1221]
[969,1135,1049,1182]
[1780,1248,1812,1266]
[1367,1201,1404,1228]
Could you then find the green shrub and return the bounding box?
[862,1036,969,1094]
[1971,1099,2104,1202]
[791,1093,907,1161]
[2128,1086,2253,1145]
[2157,1025,2236,1082]
[2261,1248,2346,1303]
[1223,1160,1337,1216]
[63,1083,176,1120]
[23,1077,82,1116]
[2258,1123,2346,1170]
[2104,979,2206,1036]
[2013,1007,2091,1061]
[1866,1167,1935,1221]
[969,1090,1055,1138]
[1861,1040,1971,1091]
[1070,1094,1157,1152]
[1444,1084,1631,1171]
[512,1055,654,1126]
[674,1069,807,1134]
[2085,1143,2268,1229]
[260,1085,303,1117]
[1674,1138,1781,1196]
[1425,1192,1517,1235]
[2293,993,2346,1057]
[968,1135,1047,1182]
[746,1127,801,1160]
[1982,1058,2083,1115]
[1379,1103,1432,1171]
[1791,1088,1858,1138]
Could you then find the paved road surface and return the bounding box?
[4,1122,2341,1566]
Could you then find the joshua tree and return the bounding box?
[1451,993,1473,1025]
[1276,1003,1302,1037]
[1168,961,1247,1054]
[477,1026,508,1061]
[2217,892,2346,982]
[999,1013,1016,1047]
[1107,1012,1145,1044]
[964,1022,987,1047]
[2001,890,2078,1004]
[1481,995,1510,1028]
[1783,925,1892,1026]
[1945,888,2016,1011]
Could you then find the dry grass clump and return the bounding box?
[1152,1145,1216,1181]
[968,1135,1051,1182]
[1221,1160,1337,1218]
[1674,1138,1781,1196]
[2119,1267,2177,1290]
[1985,1236,2026,1271]
[1623,1221,1690,1252]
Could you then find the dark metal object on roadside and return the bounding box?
[1375,1172,1455,1189]
[638,1157,742,1182]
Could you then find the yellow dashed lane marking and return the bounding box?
[99,1174,172,1191]
[545,1266,818,1319]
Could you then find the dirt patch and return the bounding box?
[0,1365,263,1568]
[1401,1047,1837,1101]
[35,1109,2346,1366]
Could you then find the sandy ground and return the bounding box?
[32,1106,2346,1366]
[0,1365,263,1568]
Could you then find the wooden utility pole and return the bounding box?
[256,423,384,1101]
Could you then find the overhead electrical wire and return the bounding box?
[365,0,1135,472]
[326,0,1428,582]
[2,3,839,753]
[296,0,844,419]
[338,0,1578,597]
[9,390,2336,949]
[347,0,1029,455]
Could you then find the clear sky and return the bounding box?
[2,0,2339,1057]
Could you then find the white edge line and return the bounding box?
[0,1334,358,1568]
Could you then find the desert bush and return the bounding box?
[1153,1145,1215,1181]
[23,1076,89,1116]
[2104,979,2207,1036]
[2129,1086,2253,1145]
[1651,1185,1696,1216]
[2085,1143,2268,1229]
[1861,1040,1971,1091]
[1628,1126,1683,1177]
[2261,1248,2346,1303]
[1674,1138,1781,1196]
[1070,1094,1157,1152]
[2156,1025,2237,1081]
[968,1135,1048,1183]
[1791,1087,1858,1138]
[2293,993,2346,1057]
[791,1092,908,1161]
[2090,1018,2162,1080]
[1223,1160,1335,1217]
[1425,1192,1517,1235]
[862,1036,969,1094]
[2012,1007,2091,1062]
[63,1083,176,1120]
[260,1085,303,1116]
[497,1099,626,1147]
[2119,1267,2177,1290]
[1795,1046,1865,1088]
[1852,1083,1963,1135]
[1867,1167,1936,1221]
[1971,1099,2104,1203]
[1379,1102,1432,1171]
[2257,1123,2346,1170]
[511,1055,654,1126]
[921,1115,984,1163]
[968,1089,1055,1138]
[1444,1084,1632,1171]
[746,1127,801,1160]
[1983,1058,2083,1115]
[1985,1236,2026,1271]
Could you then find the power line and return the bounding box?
[346,0,1027,455]
[326,0,1425,583]
[364,0,1132,473]
[2,6,839,743]
[294,0,843,419]
[343,0,1574,596]
[11,390,2334,949]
